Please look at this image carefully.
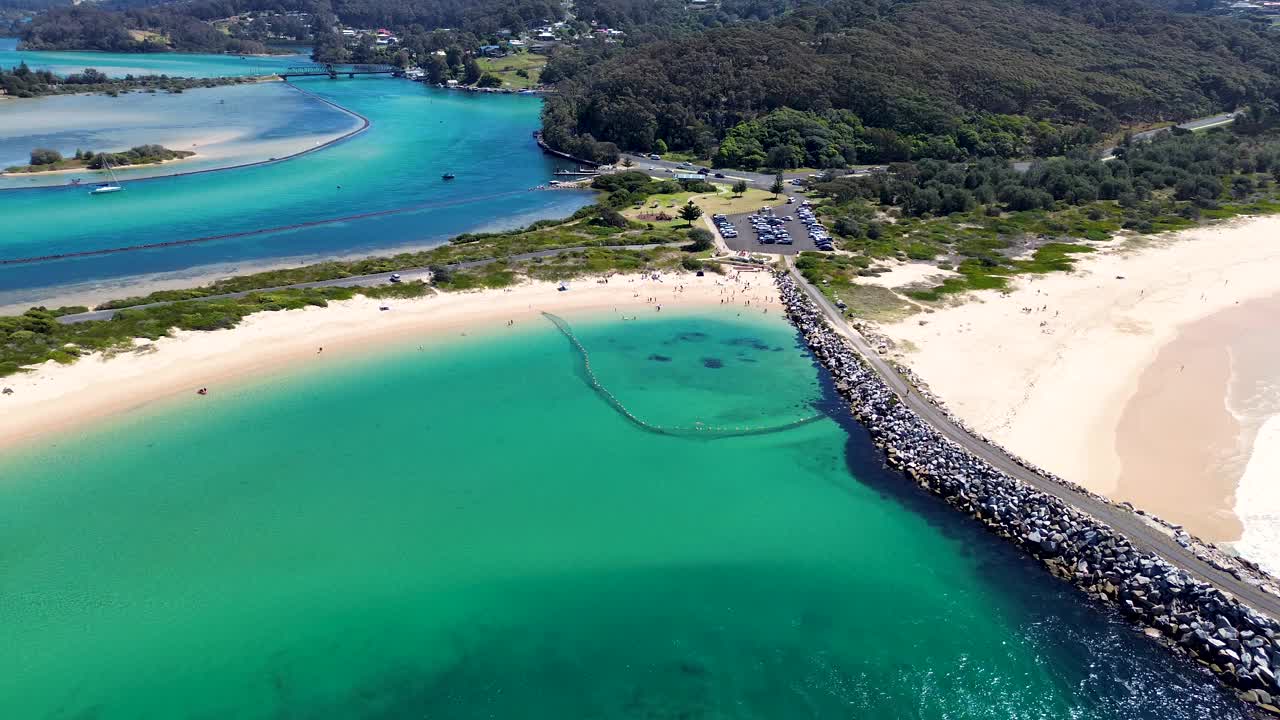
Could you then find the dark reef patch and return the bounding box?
[724,337,771,351]
[702,358,724,369]
[648,354,672,362]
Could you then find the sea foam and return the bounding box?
[1233,412,1280,576]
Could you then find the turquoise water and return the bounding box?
[0,76,592,306]
[0,81,360,180]
[0,311,1247,718]
[0,37,307,78]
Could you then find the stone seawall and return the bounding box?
[775,270,1280,715]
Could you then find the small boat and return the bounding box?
[442,172,456,180]
[89,161,122,195]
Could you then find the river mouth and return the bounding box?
[0,311,1251,719]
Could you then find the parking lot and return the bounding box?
[714,192,834,256]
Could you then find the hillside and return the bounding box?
[542,0,1280,164]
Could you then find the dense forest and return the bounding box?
[542,0,1280,165]
[18,0,565,53]
[19,5,278,53]
[813,126,1280,221]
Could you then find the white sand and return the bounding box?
[879,216,1280,502]
[0,272,780,451]
[862,260,957,290]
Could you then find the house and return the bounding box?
[433,49,447,56]
[446,79,459,86]
[508,39,526,47]
[341,28,356,36]
[479,44,504,57]
[535,31,556,41]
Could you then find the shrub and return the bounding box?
[687,227,714,251]
[29,148,62,166]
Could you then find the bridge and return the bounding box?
[279,63,398,79]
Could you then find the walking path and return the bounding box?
[57,242,677,324]
[782,256,1280,620]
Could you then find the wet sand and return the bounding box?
[1114,310,1243,541]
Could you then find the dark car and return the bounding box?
[714,172,725,178]
[697,168,710,175]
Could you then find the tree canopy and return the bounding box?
[542,0,1280,165]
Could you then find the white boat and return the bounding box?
[89,161,122,195]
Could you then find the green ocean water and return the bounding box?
[0,311,1247,718]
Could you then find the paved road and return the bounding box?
[620,154,882,188]
[58,243,674,325]
[1093,112,1240,162]
[783,256,1280,620]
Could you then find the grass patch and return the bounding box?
[475,52,547,89]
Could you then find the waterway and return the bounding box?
[0,310,1249,719]
[0,37,307,78]
[0,81,361,186]
[0,69,592,308]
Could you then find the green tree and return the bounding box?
[654,139,668,154]
[732,179,748,196]
[29,148,62,166]
[425,55,447,84]
[621,157,633,168]
[678,201,703,226]
[477,73,503,88]
[463,58,482,84]
[596,206,629,228]
[770,173,785,197]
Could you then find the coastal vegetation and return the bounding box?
[541,0,1280,166]
[0,212,714,377]
[0,63,258,99]
[801,126,1280,300]
[5,145,195,174]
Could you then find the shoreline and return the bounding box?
[774,268,1280,714]
[2,152,199,177]
[877,214,1280,547]
[0,271,780,452]
[0,79,369,194]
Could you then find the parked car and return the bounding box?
[649,153,662,160]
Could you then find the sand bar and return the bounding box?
[879,215,1280,541]
[0,271,780,452]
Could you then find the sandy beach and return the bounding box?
[0,270,780,452]
[878,215,1280,553]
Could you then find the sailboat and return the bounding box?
[90,160,123,195]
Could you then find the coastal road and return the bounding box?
[783,256,1280,621]
[620,154,881,188]
[57,242,677,325]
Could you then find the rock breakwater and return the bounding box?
[775,270,1280,714]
